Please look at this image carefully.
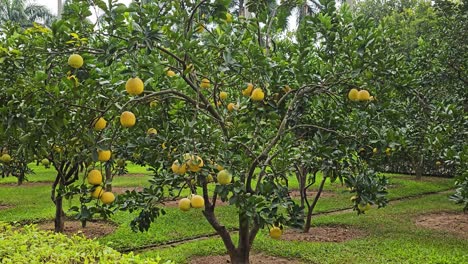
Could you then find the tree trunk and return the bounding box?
[295,165,307,208]
[414,156,424,180]
[54,194,65,232]
[105,165,112,192]
[303,176,326,233]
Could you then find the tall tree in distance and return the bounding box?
[0,0,54,26]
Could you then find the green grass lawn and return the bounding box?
[0,166,464,264]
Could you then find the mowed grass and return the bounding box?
[0,165,463,264]
[142,193,467,264]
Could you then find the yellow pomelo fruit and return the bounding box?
[227,103,236,112]
[41,158,50,166]
[219,91,228,100]
[372,148,378,154]
[178,198,191,211]
[91,186,104,199]
[120,111,136,128]
[358,203,371,211]
[0,154,12,163]
[171,160,187,175]
[87,169,103,185]
[100,192,115,205]
[436,161,442,166]
[200,78,211,89]
[68,54,83,69]
[348,88,359,101]
[125,77,144,95]
[269,226,282,239]
[250,88,265,101]
[217,170,232,185]
[357,90,371,101]
[225,13,233,23]
[191,195,205,208]
[147,128,157,136]
[186,155,204,172]
[242,83,254,96]
[93,117,107,131]
[166,70,176,77]
[98,150,111,162]
[215,164,224,171]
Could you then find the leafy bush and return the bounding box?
[0,223,172,264]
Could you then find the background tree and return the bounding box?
[0,0,55,26]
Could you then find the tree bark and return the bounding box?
[304,176,326,233]
[105,164,112,192]
[54,192,65,232]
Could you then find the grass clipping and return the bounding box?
[0,222,172,264]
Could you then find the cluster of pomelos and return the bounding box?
[348,88,374,102]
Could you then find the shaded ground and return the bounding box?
[36,219,117,239]
[415,211,468,239]
[191,253,302,264]
[281,225,367,243]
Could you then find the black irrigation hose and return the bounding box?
[117,188,455,254]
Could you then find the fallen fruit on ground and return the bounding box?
[87,169,103,185]
[348,88,359,101]
[98,150,111,162]
[93,117,107,131]
[269,226,282,239]
[68,54,83,68]
[191,195,205,208]
[91,186,104,199]
[178,198,191,211]
[250,88,265,101]
[125,77,144,95]
[217,170,232,185]
[100,192,115,204]
[120,111,136,128]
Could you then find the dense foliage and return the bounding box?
[0,222,172,264]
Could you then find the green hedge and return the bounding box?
[0,223,173,264]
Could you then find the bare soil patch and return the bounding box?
[289,189,336,198]
[191,253,302,264]
[281,225,366,243]
[36,219,117,239]
[414,211,468,239]
[111,186,144,194]
[0,203,13,210]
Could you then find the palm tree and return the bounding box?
[0,0,54,26]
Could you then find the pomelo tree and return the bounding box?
[83,0,393,262]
